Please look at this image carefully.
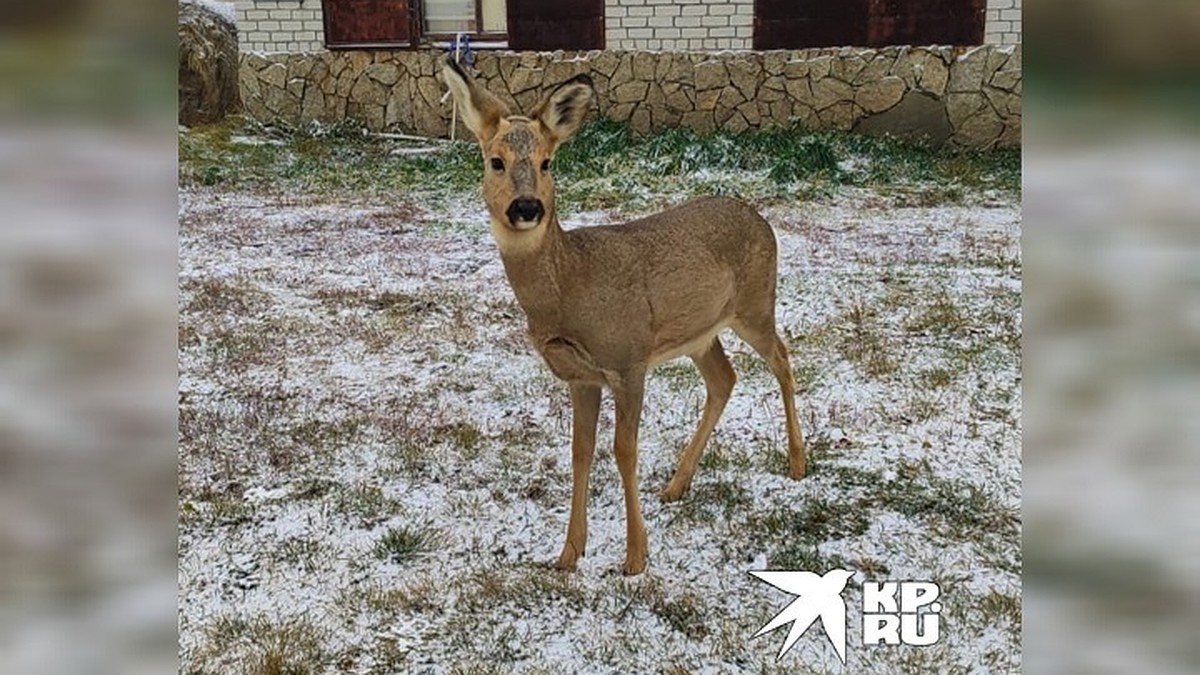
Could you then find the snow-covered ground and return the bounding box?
[178,182,1021,673]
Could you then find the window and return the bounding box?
[321,0,603,50]
[424,0,508,36]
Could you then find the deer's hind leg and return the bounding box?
[661,337,736,503]
[732,319,807,479]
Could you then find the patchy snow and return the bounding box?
[178,184,1021,672]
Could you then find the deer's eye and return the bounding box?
[540,159,550,172]
[490,158,505,172]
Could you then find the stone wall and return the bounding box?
[238,45,1021,148]
[605,0,754,51]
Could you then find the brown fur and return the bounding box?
[442,59,807,575]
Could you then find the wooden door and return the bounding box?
[506,0,604,51]
[323,0,413,48]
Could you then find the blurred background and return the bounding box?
[1023,1,1200,674]
[1,0,1197,672]
[0,1,179,673]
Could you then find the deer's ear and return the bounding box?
[441,58,510,144]
[532,74,595,150]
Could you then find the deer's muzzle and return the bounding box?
[506,198,545,229]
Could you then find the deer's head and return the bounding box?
[442,58,594,237]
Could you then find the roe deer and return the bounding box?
[442,58,807,575]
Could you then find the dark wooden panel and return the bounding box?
[867,0,985,46]
[322,0,411,48]
[754,0,869,49]
[754,0,984,48]
[507,0,604,50]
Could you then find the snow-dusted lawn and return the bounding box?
[178,164,1020,673]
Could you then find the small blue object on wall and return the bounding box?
[447,33,476,67]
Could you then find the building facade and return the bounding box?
[231,0,1021,54]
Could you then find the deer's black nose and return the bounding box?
[506,198,544,225]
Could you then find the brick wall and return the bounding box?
[604,0,754,51]
[984,0,1022,45]
[234,0,325,53]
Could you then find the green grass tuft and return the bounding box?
[373,523,437,563]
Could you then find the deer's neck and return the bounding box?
[493,216,568,327]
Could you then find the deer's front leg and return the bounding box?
[612,373,648,575]
[556,382,601,571]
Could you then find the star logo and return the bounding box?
[749,568,855,663]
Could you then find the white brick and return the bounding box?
[1002,32,1019,43]
[710,5,736,15]
[681,5,707,15]
[988,21,1010,32]
[646,38,662,49]
[681,27,707,38]
[715,38,734,49]
[702,37,718,49]
[246,9,268,20]
[296,31,316,41]
[1000,9,1021,20]
[734,25,751,38]
[606,28,626,41]
[281,20,303,30]
[735,2,753,14]
[710,26,735,37]
[304,20,323,31]
[986,9,999,20]
[728,14,751,26]
[676,16,701,27]
[621,16,645,27]
[653,5,679,16]
[657,27,681,38]
[987,0,1012,7]
[259,20,280,31]
[701,15,728,27]
[648,16,673,27]
[628,27,653,38]
[268,9,291,19]
[628,6,652,16]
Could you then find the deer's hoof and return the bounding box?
[788,461,807,480]
[622,555,647,576]
[555,542,584,571]
[659,480,689,503]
